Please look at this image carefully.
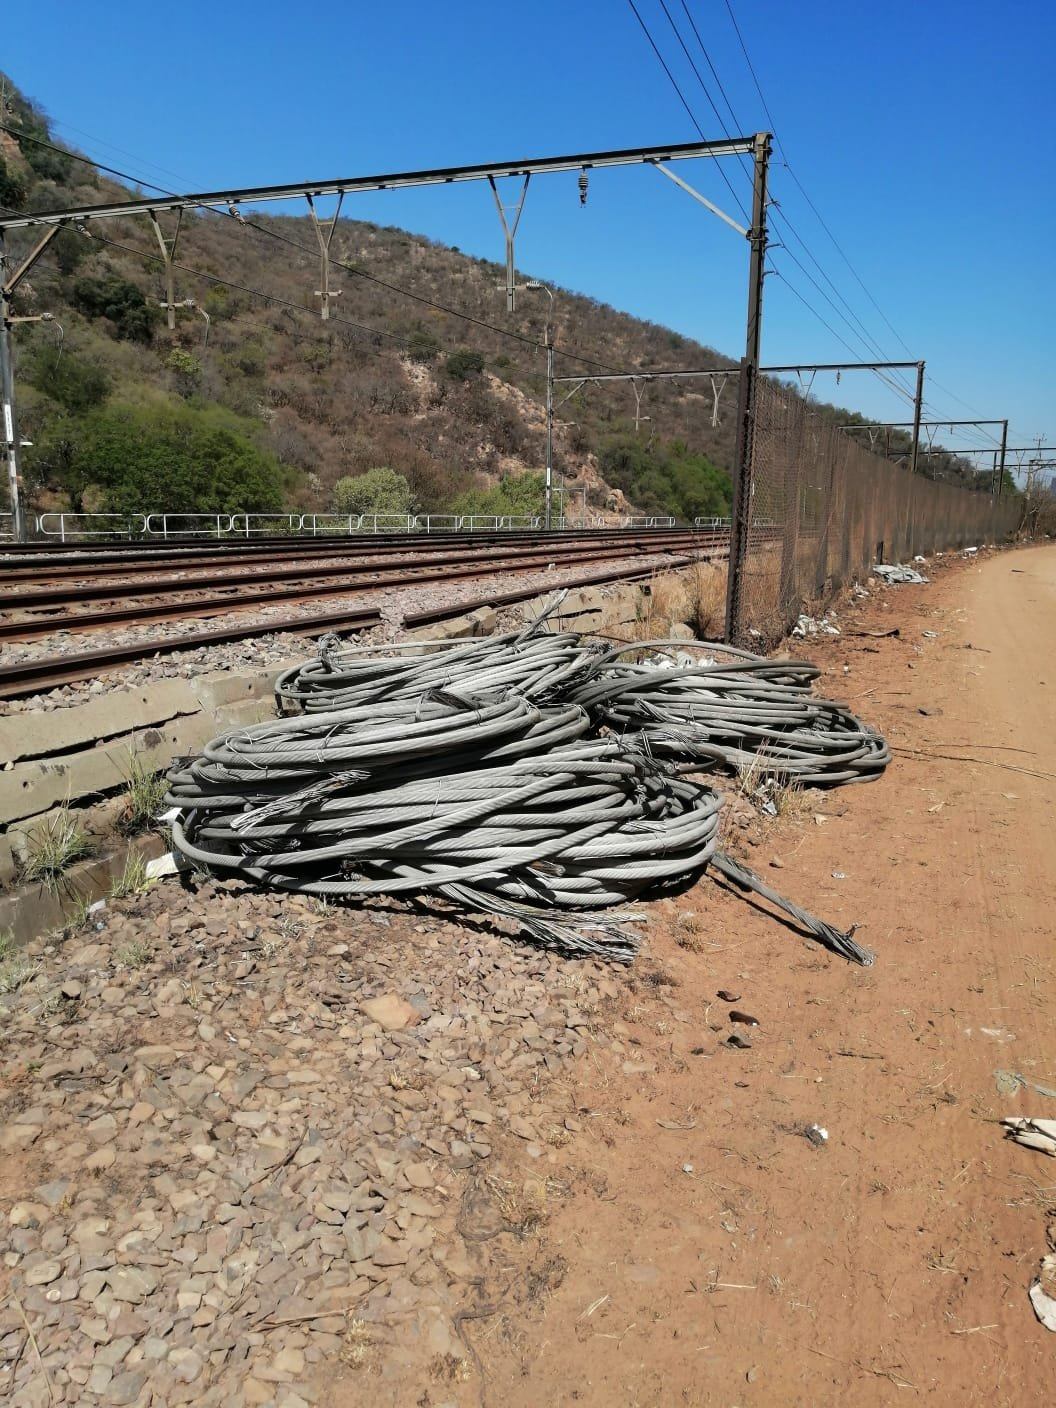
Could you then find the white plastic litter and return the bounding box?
[1029,1255,1056,1332]
[1002,1116,1056,1157]
[792,613,840,637]
[145,852,182,880]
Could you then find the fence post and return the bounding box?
[778,398,804,623]
[724,359,755,644]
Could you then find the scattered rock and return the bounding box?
[360,993,422,1031]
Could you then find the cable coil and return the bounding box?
[168,610,882,965]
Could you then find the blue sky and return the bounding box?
[5,0,1053,464]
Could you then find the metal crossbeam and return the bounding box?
[838,419,1006,429]
[0,137,757,230]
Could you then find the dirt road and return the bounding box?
[442,545,1056,1407]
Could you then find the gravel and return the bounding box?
[0,875,624,1403]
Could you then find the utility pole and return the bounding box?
[0,233,24,542]
[909,360,924,475]
[524,281,556,530]
[724,131,771,643]
[0,223,61,543]
[997,418,1008,496]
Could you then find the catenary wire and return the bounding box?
[0,119,632,378]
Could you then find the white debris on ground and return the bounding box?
[0,877,624,1402]
[792,612,840,637]
[1000,1119,1056,1333]
[872,563,929,585]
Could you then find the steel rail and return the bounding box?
[0,606,382,698]
[0,527,708,577]
[0,554,719,700]
[3,532,721,605]
[0,541,719,642]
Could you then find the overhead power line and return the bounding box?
[721,0,913,357]
[629,0,918,408]
[665,0,922,406]
[716,0,1016,447]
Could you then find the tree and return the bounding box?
[333,467,417,518]
[452,471,545,519]
[445,348,485,381]
[71,274,157,343]
[24,400,289,514]
[26,348,109,416]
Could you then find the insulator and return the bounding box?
[578,171,589,206]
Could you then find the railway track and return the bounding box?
[0,531,728,700]
[0,527,699,578]
[1,532,716,614]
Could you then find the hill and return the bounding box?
[0,76,996,523]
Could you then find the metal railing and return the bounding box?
[0,512,13,541]
[144,513,234,539]
[36,512,148,541]
[229,513,303,537]
[18,508,692,542]
[694,516,732,530]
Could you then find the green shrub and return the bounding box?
[0,154,27,208]
[599,435,731,520]
[71,274,157,343]
[407,330,440,364]
[445,348,485,381]
[25,399,289,514]
[26,348,109,415]
[165,347,202,394]
[333,467,417,517]
[452,471,545,519]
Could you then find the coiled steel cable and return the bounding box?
[167,620,874,964]
[573,639,890,786]
[275,629,604,713]
[167,696,722,960]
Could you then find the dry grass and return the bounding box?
[114,938,152,969]
[341,1318,373,1369]
[111,852,150,900]
[115,752,168,836]
[0,954,40,995]
[20,807,94,886]
[646,571,691,627]
[630,565,727,643]
[685,561,727,638]
[673,909,708,953]
[486,1173,549,1237]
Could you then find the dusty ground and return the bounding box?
[0,544,1053,1406]
[429,542,1056,1408]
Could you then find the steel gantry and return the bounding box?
[0,133,770,553]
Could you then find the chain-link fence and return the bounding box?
[728,377,1021,645]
